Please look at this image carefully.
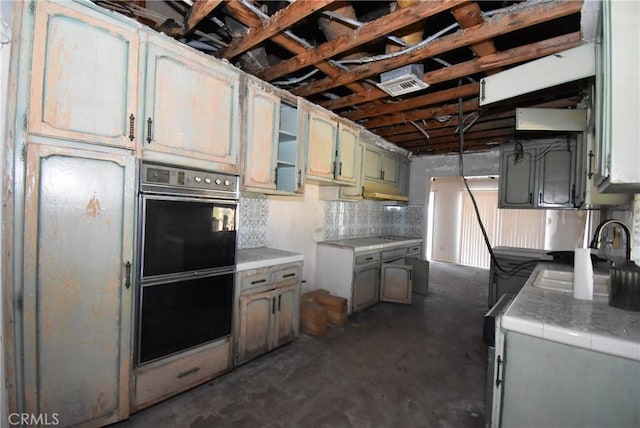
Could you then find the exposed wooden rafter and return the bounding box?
[292,1,583,97]
[217,0,336,59]
[185,0,223,33]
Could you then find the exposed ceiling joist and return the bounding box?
[217,0,336,59]
[367,99,480,129]
[292,1,583,97]
[185,0,223,33]
[257,0,466,82]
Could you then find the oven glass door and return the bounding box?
[141,196,236,278]
[138,272,234,364]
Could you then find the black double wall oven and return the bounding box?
[136,162,238,365]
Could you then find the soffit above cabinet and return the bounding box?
[92,0,591,156]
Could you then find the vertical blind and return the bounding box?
[459,190,546,269]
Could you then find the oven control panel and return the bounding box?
[141,162,238,196]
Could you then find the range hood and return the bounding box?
[362,182,409,202]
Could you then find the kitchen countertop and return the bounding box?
[492,246,555,259]
[236,247,304,271]
[502,262,640,361]
[318,236,423,252]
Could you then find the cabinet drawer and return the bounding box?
[274,265,301,282]
[356,252,380,265]
[381,248,406,261]
[407,244,422,255]
[241,272,273,290]
[134,339,231,410]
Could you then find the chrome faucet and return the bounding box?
[589,219,631,261]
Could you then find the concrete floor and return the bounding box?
[114,261,489,428]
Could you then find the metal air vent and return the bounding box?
[376,64,429,97]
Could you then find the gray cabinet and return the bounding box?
[499,140,577,209]
[236,263,301,365]
[363,144,400,185]
[353,252,380,312]
[22,143,135,427]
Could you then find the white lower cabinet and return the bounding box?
[235,263,302,365]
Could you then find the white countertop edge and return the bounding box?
[502,263,640,362]
[236,254,304,271]
[318,238,423,252]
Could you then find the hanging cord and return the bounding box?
[456,82,538,276]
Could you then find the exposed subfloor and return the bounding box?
[113,261,489,428]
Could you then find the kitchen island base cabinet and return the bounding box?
[501,332,640,428]
[235,263,302,366]
[353,260,380,312]
[22,143,135,426]
[132,339,232,411]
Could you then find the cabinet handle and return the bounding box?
[380,170,384,180]
[272,298,276,314]
[538,192,542,205]
[409,270,413,281]
[251,278,267,285]
[587,150,594,179]
[571,184,576,207]
[366,257,374,261]
[177,367,200,379]
[339,162,343,176]
[146,118,153,144]
[528,193,533,204]
[297,169,302,188]
[278,295,281,311]
[128,114,135,141]
[275,167,279,184]
[282,273,296,278]
[496,355,503,387]
[124,261,131,289]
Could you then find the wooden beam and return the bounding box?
[402,128,518,148]
[386,117,515,143]
[319,30,582,111]
[217,0,335,59]
[292,1,582,97]
[223,0,373,96]
[343,83,479,122]
[366,99,479,129]
[258,0,466,82]
[450,2,502,75]
[409,140,502,155]
[185,0,223,33]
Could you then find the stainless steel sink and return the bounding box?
[532,268,610,297]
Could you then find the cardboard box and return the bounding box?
[300,301,327,337]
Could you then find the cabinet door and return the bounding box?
[238,290,275,363]
[305,108,337,181]
[144,37,240,168]
[336,123,359,184]
[29,1,138,148]
[243,82,278,190]
[380,263,412,304]
[353,264,379,312]
[499,147,535,208]
[538,142,576,207]
[340,141,365,199]
[275,282,300,347]
[22,143,135,426]
[398,158,410,196]
[363,145,383,181]
[381,153,399,185]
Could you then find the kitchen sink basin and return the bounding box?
[532,268,610,297]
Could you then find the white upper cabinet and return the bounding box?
[242,78,303,194]
[336,121,359,184]
[363,143,400,185]
[29,0,139,148]
[304,104,338,182]
[595,0,640,192]
[141,33,240,172]
[302,101,358,185]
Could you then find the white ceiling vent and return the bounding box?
[376,64,429,97]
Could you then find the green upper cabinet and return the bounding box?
[141,33,240,172]
[242,78,303,194]
[29,0,139,149]
[363,143,400,185]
